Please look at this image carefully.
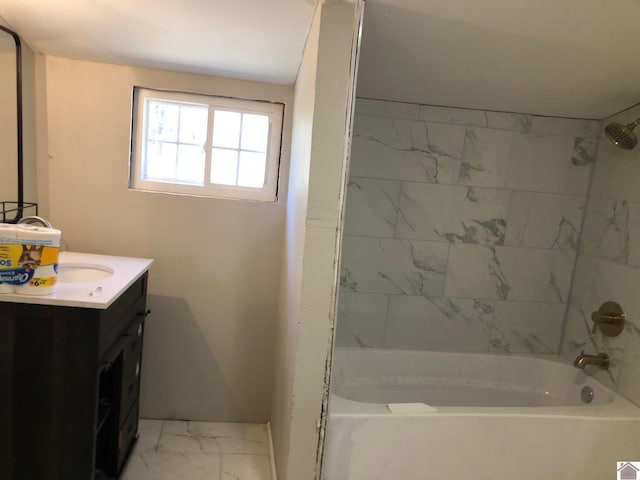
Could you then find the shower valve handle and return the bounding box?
[590,302,625,337]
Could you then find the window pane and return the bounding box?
[176,145,205,184]
[179,105,208,145]
[144,141,177,180]
[132,87,282,201]
[147,100,179,142]
[241,114,269,152]
[212,110,241,148]
[211,148,239,186]
[238,151,266,188]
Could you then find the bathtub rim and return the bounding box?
[329,348,640,419]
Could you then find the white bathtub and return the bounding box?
[322,348,640,480]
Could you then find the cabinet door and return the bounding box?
[1,309,100,480]
[117,402,140,472]
[120,318,144,427]
[98,275,147,357]
[95,353,123,478]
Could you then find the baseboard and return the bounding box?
[266,421,278,480]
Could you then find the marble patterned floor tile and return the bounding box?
[137,419,164,451]
[122,451,222,480]
[158,421,270,455]
[122,421,272,480]
[221,454,272,480]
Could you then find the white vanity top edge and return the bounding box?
[0,251,153,309]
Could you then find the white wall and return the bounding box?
[0,32,38,221]
[270,1,319,476]
[39,56,293,422]
[21,40,38,206]
[0,48,18,208]
[26,0,362,471]
[271,1,362,479]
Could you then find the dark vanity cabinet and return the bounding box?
[0,273,149,480]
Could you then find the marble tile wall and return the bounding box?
[338,98,601,354]
[560,103,640,405]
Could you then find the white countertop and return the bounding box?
[0,251,153,309]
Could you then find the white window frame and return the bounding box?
[129,87,284,202]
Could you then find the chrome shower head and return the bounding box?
[604,118,640,150]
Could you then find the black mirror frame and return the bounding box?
[0,25,22,223]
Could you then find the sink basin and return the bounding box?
[57,263,114,283]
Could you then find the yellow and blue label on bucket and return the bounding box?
[0,243,60,287]
[0,223,62,295]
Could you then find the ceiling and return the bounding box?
[0,0,316,84]
[357,0,640,119]
[1,0,640,119]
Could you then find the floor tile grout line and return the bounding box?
[156,419,165,451]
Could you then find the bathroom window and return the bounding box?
[130,87,283,202]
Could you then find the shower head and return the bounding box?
[604,118,640,150]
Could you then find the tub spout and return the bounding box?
[573,351,609,370]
